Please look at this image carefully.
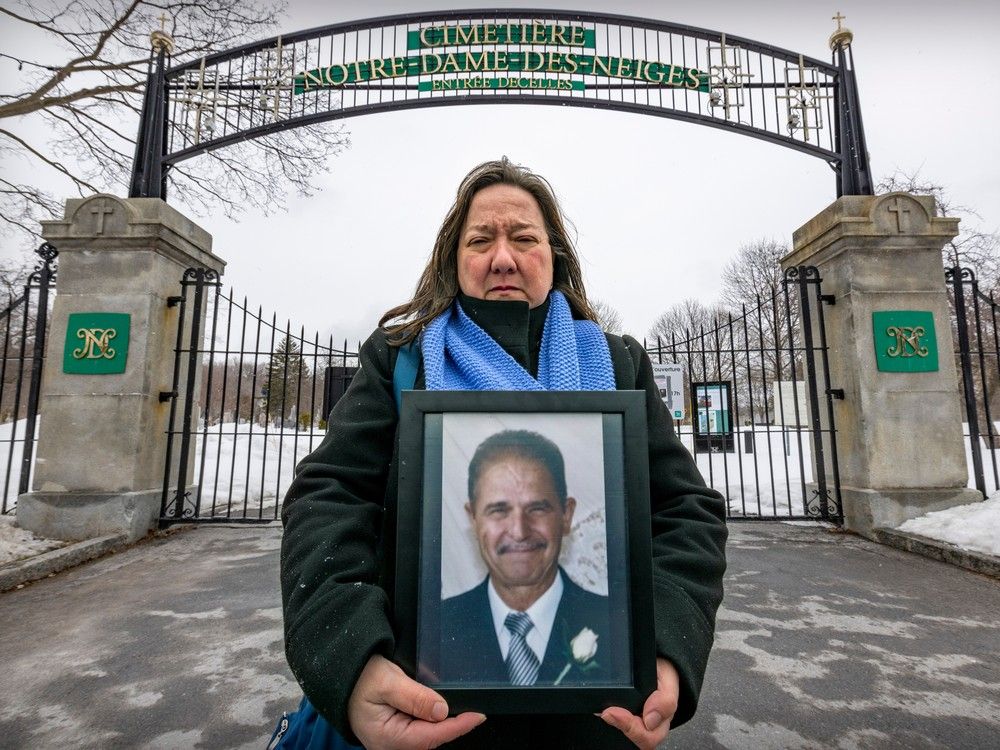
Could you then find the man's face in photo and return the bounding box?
[466,454,576,593]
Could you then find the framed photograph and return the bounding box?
[395,390,655,715]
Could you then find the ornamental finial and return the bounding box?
[151,13,174,54]
[829,11,854,50]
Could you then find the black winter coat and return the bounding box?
[280,295,727,749]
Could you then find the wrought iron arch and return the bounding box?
[129,8,872,199]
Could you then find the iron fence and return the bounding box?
[645,265,842,521]
[947,265,1000,497]
[1,244,57,514]
[162,263,842,525]
[159,268,358,524]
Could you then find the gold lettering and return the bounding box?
[524,51,545,72]
[886,326,929,358]
[455,25,477,44]
[641,61,663,84]
[323,64,348,86]
[494,50,508,69]
[551,25,568,45]
[441,53,462,73]
[546,52,563,72]
[559,79,572,90]
[421,54,443,74]
[570,27,586,46]
[390,57,406,77]
[420,27,438,47]
[616,57,633,77]
[685,68,701,89]
[532,22,547,44]
[73,328,117,360]
[562,53,580,74]
[593,56,614,76]
[432,79,444,91]
[666,64,685,86]
[483,25,498,44]
[465,51,488,71]
[300,69,323,91]
[351,60,365,82]
[369,57,388,80]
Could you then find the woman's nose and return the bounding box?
[491,238,516,273]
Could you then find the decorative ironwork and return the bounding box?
[947,265,1000,497]
[647,265,842,522]
[130,9,873,200]
[706,33,753,120]
[778,55,832,142]
[1,244,58,512]
[159,267,359,524]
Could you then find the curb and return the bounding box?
[870,527,1000,580]
[0,534,128,592]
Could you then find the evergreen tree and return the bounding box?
[262,335,310,425]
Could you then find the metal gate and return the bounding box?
[646,265,843,521]
[160,263,842,525]
[948,265,1000,497]
[158,267,357,524]
[1,244,58,514]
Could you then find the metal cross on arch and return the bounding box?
[129,8,873,200]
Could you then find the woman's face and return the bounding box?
[456,184,554,308]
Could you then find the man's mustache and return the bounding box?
[497,539,547,554]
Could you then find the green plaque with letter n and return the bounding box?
[872,310,938,372]
[63,312,130,374]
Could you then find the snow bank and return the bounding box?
[897,493,1000,557]
[0,514,65,566]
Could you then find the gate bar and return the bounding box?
[18,244,58,496]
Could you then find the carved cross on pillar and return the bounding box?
[90,201,114,234]
[887,197,912,233]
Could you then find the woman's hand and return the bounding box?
[347,654,486,750]
[599,658,679,749]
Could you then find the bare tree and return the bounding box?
[877,170,1000,292]
[648,298,728,346]
[0,0,348,244]
[590,298,624,336]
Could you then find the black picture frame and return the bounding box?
[395,390,655,716]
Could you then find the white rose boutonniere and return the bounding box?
[553,627,599,685]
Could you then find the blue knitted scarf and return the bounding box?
[421,291,615,391]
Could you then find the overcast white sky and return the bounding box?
[5,0,999,344]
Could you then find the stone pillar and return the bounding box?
[782,192,981,535]
[17,195,224,542]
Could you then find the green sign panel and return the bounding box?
[63,312,130,375]
[407,24,597,49]
[295,53,708,93]
[872,311,938,372]
[418,77,585,92]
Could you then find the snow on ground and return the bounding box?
[5,416,1000,562]
[0,514,66,566]
[1,418,32,510]
[898,492,1000,556]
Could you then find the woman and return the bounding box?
[280,158,727,749]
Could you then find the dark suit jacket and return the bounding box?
[435,570,618,686]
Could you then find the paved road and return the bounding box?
[1,523,997,749]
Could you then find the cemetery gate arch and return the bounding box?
[139,9,861,524]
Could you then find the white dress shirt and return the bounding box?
[487,569,564,663]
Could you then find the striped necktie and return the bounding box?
[504,611,540,686]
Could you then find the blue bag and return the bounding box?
[267,696,362,750]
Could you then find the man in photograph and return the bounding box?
[439,430,613,686]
